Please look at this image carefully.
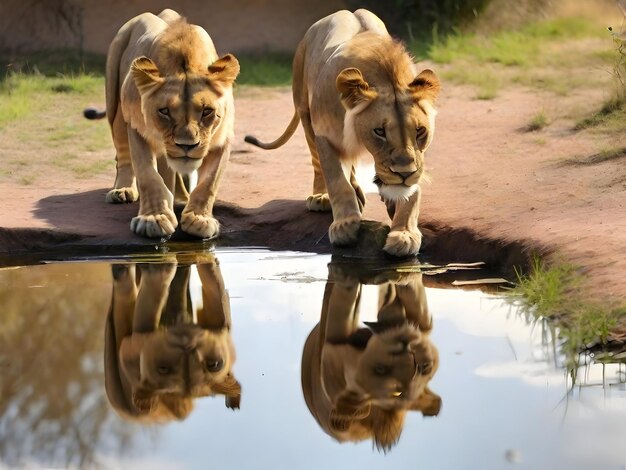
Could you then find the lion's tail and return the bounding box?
[244,109,300,150]
[83,107,107,120]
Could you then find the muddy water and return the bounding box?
[0,250,625,469]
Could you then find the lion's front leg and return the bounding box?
[316,136,361,246]
[128,128,177,238]
[133,262,177,332]
[322,271,362,343]
[180,144,230,239]
[196,257,231,329]
[383,187,422,257]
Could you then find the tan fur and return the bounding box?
[104,9,239,239]
[104,255,241,422]
[301,264,440,451]
[245,10,440,256]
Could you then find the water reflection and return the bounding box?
[105,254,241,422]
[0,263,128,468]
[301,262,440,452]
[3,252,626,468]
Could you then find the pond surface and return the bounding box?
[0,249,625,469]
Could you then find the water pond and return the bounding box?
[0,249,625,469]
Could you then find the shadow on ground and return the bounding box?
[27,188,335,252]
[0,188,534,278]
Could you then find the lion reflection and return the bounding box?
[301,263,440,451]
[105,255,240,422]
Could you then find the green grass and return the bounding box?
[428,17,602,66]
[524,109,549,131]
[443,67,502,99]
[511,257,577,318]
[426,16,612,98]
[509,256,621,363]
[0,68,111,185]
[1,49,106,78]
[235,53,292,87]
[0,73,103,129]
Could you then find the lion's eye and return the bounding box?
[373,364,391,376]
[416,126,427,140]
[202,107,214,118]
[417,361,433,375]
[158,108,170,117]
[373,127,386,138]
[205,359,224,372]
[157,365,172,375]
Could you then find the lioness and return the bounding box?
[105,255,241,422]
[90,9,239,239]
[301,263,440,451]
[245,9,440,257]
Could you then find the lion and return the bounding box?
[301,262,440,451]
[104,254,241,422]
[245,9,440,257]
[86,9,239,239]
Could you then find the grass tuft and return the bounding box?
[560,147,626,166]
[509,256,621,363]
[524,109,549,131]
[511,257,577,319]
[574,95,625,130]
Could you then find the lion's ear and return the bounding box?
[410,386,441,417]
[409,69,441,102]
[131,57,164,95]
[208,54,240,88]
[336,68,377,109]
[212,373,242,410]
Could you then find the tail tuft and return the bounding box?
[244,135,260,147]
[83,107,106,120]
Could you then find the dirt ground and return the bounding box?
[0,83,624,305]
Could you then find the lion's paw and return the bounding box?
[106,187,138,204]
[329,215,361,246]
[383,229,422,257]
[181,211,220,239]
[130,209,177,238]
[306,193,331,212]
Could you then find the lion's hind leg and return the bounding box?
[301,111,331,212]
[106,109,139,204]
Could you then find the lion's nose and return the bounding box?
[176,142,200,153]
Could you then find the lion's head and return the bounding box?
[336,34,440,202]
[105,260,240,423]
[302,265,440,451]
[118,323,239,413]
[328,322,440,439]
[130,49,239,175]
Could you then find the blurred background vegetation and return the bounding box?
[0,0,557,82]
